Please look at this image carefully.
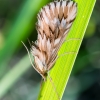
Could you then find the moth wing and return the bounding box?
[47,1,77,68]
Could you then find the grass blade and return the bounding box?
[37,0,96,100]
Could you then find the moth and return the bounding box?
[22,0,77,99]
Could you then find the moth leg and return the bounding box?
[51,52,77,65]
[47,56,58,71]
[48,51,77,71]
[58,51,77,59]
[40,78,44,88]
[65,38,82,43]
[47,72,60,100]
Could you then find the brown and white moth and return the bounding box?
[30,0,77,80]
[23,0,77,80]
[22,0,77,99]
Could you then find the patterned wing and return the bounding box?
[31,0,77,72]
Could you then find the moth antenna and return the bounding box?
[48,73,60,100]
[21,41,38,72]
[21,41,35,67]
[21,41,45,79]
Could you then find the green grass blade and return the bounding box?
[0,55,31,98]
[37,0,96,100]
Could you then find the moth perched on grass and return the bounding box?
[22,0,77,99]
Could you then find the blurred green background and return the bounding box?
[0,0,100,100]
